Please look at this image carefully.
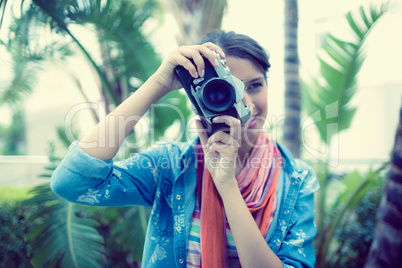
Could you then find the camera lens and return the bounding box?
[202,78,235,112]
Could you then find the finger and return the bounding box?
[178,44,217,75]
[202,42,226,59]
[172,53,199,78]
[207,131,239,150]
[213,116,242,140]
[208,142,220,157]
[197,44,223,67]
[177,47,206,77]
[208,131,232,147]
[213,116,241,133]
[195,120,210,149]
[208,141,238,157]
[177,44,224,76]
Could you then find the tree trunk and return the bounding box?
[283,0,301,158]
[162,0,227,45]
[365,97,402,268]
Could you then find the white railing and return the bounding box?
[0,155,50,186]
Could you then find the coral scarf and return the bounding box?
[196,130,282,267]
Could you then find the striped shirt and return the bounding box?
[186,196,240,267]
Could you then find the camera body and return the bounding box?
[174,53,251,134]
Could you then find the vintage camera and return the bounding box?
[174,52,251,134]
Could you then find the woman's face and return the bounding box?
[225,56,268,145]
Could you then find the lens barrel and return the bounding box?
[201,78,235,113]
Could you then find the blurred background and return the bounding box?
[0,0,401,267]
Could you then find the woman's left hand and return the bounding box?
[196,116,241,194]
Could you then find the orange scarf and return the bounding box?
[196,130,282,267]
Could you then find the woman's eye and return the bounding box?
[246,82,263,93]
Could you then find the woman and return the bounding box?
[51,31,319,267]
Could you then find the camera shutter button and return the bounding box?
[193,77,204,85]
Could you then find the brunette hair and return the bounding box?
[201,30,271,78]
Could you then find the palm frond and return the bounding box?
[30,0,162,106]
[111,206,150,262]
[0,59,41,106]
[0,0,8,29]
[69,0,192,135]
[0,8,75,107]
[22,179,106,267]
[3,0,191,142]
[75,0,161,83]
[30,0,118,105]
[0,40,75,106]
[303,3,389,145]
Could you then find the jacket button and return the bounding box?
[179,259,184,264]
[176,194,181,200]
[176,226,181,232]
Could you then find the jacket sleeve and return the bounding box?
[278,160,320,268]
[50,141,166,207]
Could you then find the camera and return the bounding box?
[174,52,251,134]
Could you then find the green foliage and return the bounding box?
[152,92,191,141]
[84,206,139,267]
[0,186,32,204]
[302,3,392,268]
[0,0,203,267]
[303,3,389,146]
[85,205,151,264]
[0,182,150,267]
[7,127,149,267]
[0,109,26,154]
[315,165,387,267]
[21,141,106,268]
[29,0,161,105]
[0,202,32,268]
[328,180,384,267]
[0,0,192,151]
[0,186,33,267]
[0,13,74,107]
[0,0,7,28]
[111,206,150,261]
[22,184,106,268]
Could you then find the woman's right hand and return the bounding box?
[150,42,226,93]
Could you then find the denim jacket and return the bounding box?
[51,138,319,268]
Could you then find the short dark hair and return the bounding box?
[201,30,271,78]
